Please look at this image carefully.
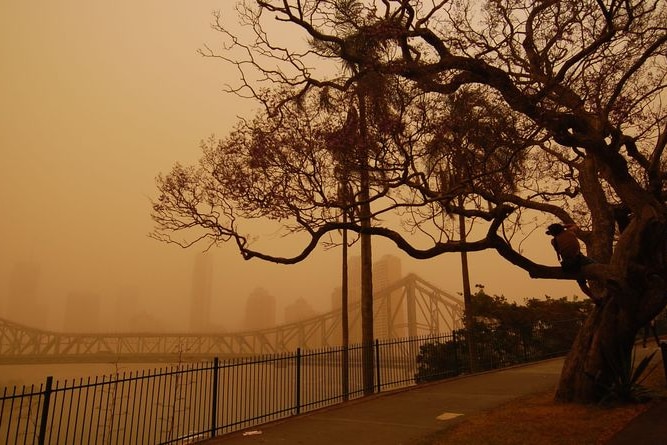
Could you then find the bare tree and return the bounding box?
[153,0,667,403]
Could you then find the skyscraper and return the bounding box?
[6,261,46,328]
[331,254,403,341]
[244,287,276,330]
[373,254,403,338]
[284,297,317,324]
[373,254,402,291]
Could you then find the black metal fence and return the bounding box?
[1,321,578,445]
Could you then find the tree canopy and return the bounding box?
[152,0,667,403]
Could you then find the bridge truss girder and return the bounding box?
[0,274,463,364]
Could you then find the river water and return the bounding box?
[1,362,182,389]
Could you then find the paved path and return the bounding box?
[606,399,667,444]
[606,341,667,445]
[199,358,564,445]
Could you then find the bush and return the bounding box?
[414,336,463,383]
[413,290,587,384]
[596,348,658,404]
[414,319,583,384]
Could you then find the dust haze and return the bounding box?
[0,1,579,335]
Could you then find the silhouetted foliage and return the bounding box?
[596,349,658,404]
[414,337,462,383]
[415,289,587,383]
[153,0,667,403]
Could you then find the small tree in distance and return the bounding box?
[152,1,667,403]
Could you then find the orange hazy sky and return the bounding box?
[0,1,582,333]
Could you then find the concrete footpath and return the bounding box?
[199,354,667,445]
[606,398,667,445]
[200,359,565,445]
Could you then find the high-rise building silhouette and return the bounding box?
[244,287,276,330]
[373,254,402,291]
[331,254,403,341]
[284,297,317,324]
[6,261,46,328]
[190,253,213,332]
[373,254,403,338]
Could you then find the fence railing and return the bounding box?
[1,320,580,445]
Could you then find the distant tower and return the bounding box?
[284,297,317,324]
[6,261,46,328]
[373,254,402,291]
[331,254,403,341]
[190,253,213,332]
[245,287,276,330]
[373,254,403,338]
[63,292,100,332]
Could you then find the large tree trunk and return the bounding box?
[555,208,667,403]
[555,303,637,402]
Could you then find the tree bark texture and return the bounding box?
[556,207,667,402]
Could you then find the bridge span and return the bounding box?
[0,274,463,364]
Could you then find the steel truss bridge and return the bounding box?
[0,274,463,364]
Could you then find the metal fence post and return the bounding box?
[295,348,301,415]
[452,331,460,375]
[375,339,381,393]
[38,376,53,445]
[210,358,219,438]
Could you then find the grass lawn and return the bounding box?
[422,347,667,445]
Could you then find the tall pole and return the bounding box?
[360,194,374,395]
[341,211,350,401]
[458,200,472,326]
[358,93,374,396]
[458,195,476,372]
